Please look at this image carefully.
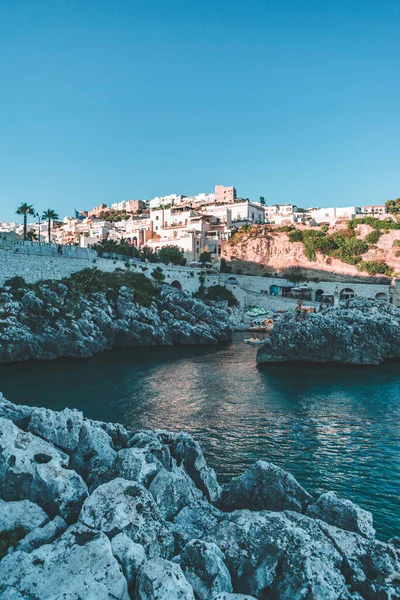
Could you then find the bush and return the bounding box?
[358,261,393,276]
[276,225,294,232]
[364,230,383,244]
[157,245,187,266]
[151,267,165,282]
[288,230,304,242]
[393,240,400,247]
[320,225,329,233]
[3,276,27,290]
[91,239,140,258]
[195,284,238,307]
[60,268,158,307]
[348,217,400,231]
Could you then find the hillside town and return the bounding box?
[2,185,398,263]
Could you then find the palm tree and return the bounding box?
[42,209,59,243]
[16,203,35,240]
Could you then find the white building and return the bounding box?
[309,206,361,225]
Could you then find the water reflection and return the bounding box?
[0,334,398,539]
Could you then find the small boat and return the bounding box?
[244,338,264,345]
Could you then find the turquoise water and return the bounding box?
[0,333,399,539]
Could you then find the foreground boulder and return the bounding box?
[257,298,400,365]
[79,478,175,558]
[0,417,88,522]
[0,397,399,600]
[0,524,130,599]
[221,460,312,513]
[306,491,376,538]
[135,558,195,599]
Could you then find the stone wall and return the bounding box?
[0,250,396,310]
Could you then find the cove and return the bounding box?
[0,333,398,539]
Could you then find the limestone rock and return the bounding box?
[316,520,400,599]
[178,539,233,600]
[0,524,130,599]
[70,421,117,490]
[28,406,83,453]
[212,595,257,600]
[149,467,202,520]
[111,533,146,591]
[0,499,49,556]
[112,446,164,488]
[257,298,400,365]
[0,418,88,522]
[160,431,222,503]
[206,510,347,599]
[135,557,195,600]
[306,491,375,538]
[15,515,67,553]
[79,478,175,558]
[222,460,312,513]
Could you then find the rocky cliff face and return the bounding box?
[223,224,400,281]
[0,274,231,364]
[0,395,399,599]
[257,298,400,365]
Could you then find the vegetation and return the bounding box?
[157,245,187,266]
[59,269,158,307]
[151,267,165,282]
[220,258,232,273]
[90,238,140,258]
[195,284,238,307]
[16,203,35,240]
[199,250,212,264]
[385,198,400,214]
[276,225,294,233]
[347,216,400,230]
[98,209,131,222]
[357,261,393,276]
[288,228,368,264]
[364,230,383,244]
[42,209,60,243]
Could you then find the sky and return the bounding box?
[0,0,399,222]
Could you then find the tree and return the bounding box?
[199,250,212,264]
[26,230,37,241]
[16,203,35,240]
[157,245,187,266]
[385,198,400,214]
[140,246,159,263]
[259,196,265,205]
[42,209,59,243]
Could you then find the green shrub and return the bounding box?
[348,217,400,231]
[151,267,165,282]
[320,225,329,233]
[276,225,294,233]
[364,230,383,244]
[358,261,393,276]
[3,276,27,290]
[195,284,238,307]
[393,240,400,247]
[288,230,304,242]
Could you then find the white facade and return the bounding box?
[309,206,361,224]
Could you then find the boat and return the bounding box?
[244,338,265,345]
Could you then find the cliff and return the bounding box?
[0,269,231,364]
[0,395,399,599]
[257,298,400,365]
[222,223,400,282]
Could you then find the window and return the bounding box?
[156,216,159,220]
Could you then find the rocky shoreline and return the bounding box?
[257,298,400,365]
[0,270,231,364]
[0,395,398,599]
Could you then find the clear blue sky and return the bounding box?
[1,0,399,222]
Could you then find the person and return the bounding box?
[295,299,303,322]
